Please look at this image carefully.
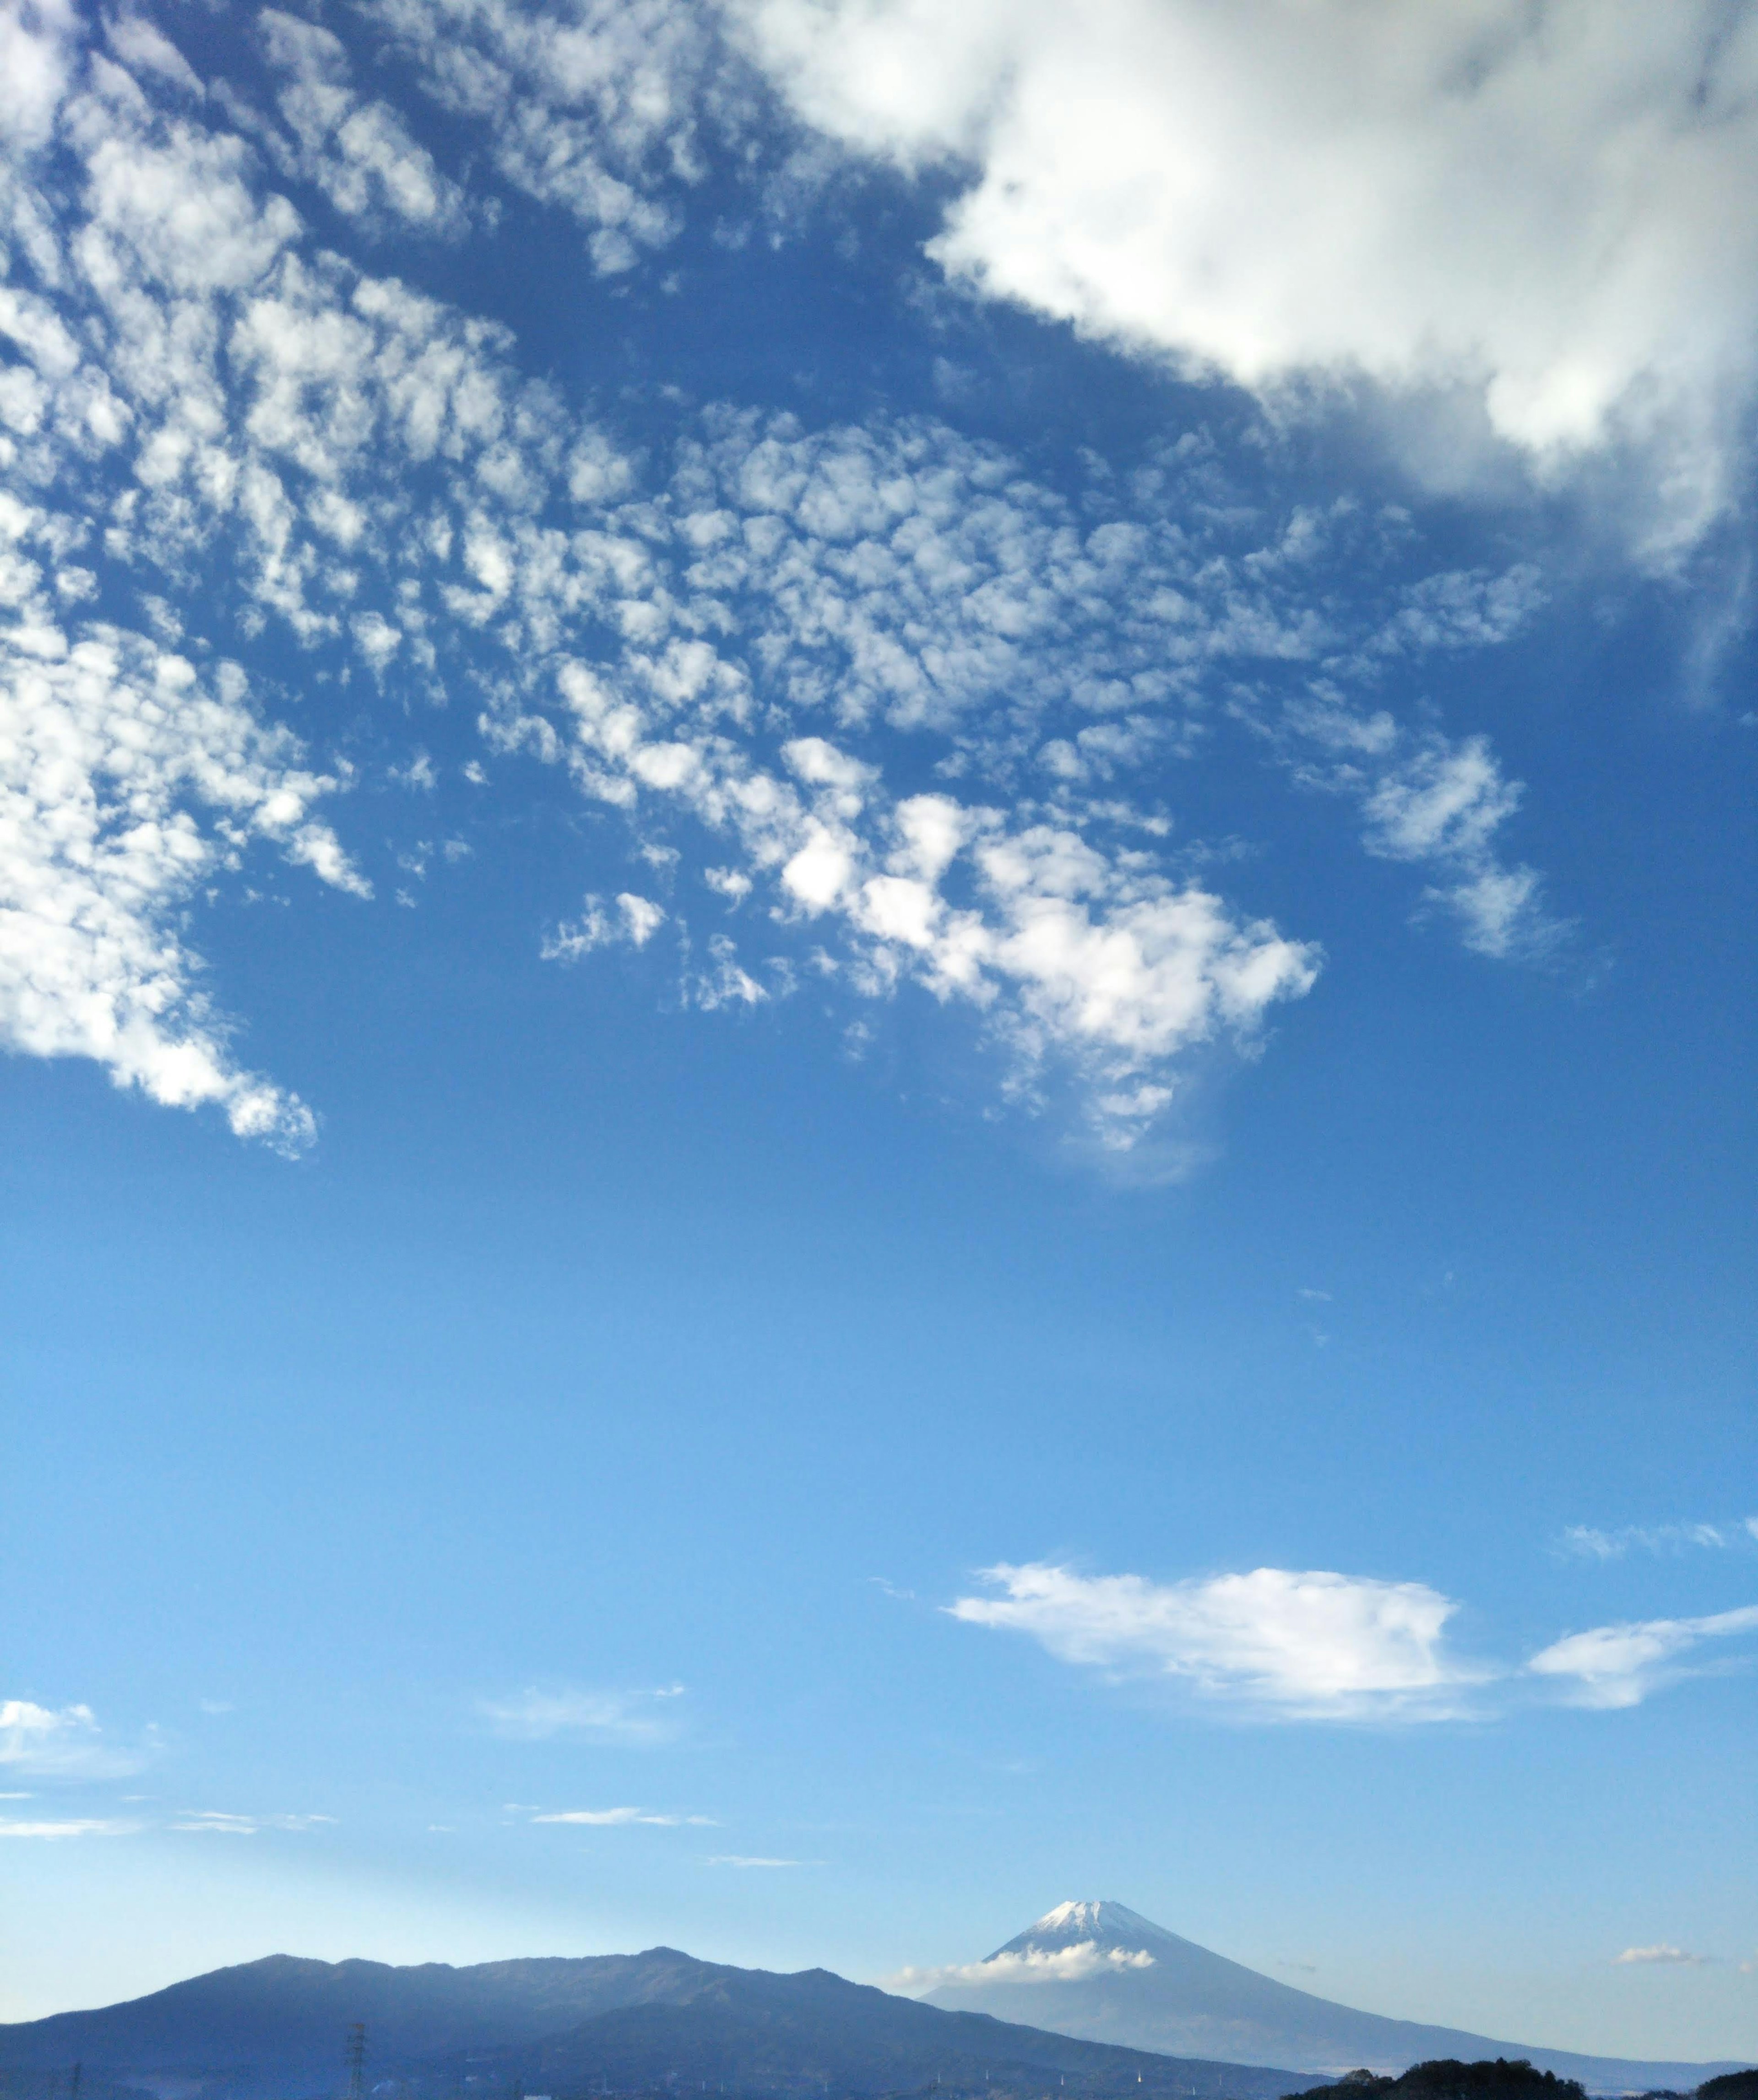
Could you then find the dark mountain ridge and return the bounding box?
[0,1951,720,2072]
[0,1950,1313,2100]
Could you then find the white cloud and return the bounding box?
[0,1698,145,1779]
[0,0,76,152]
[1526,1604,1758,1709]
[1614,1945,1713,1967]
[743,0,1758,555]
[530,1806,715,1825]
[0,1816,139,1839]
[886,1945,1156,1995]
[543,891,667,960]
[949,1562,1486,1721]
[0,624,361,1150]
[1279,695,1566,962]
[255,10,471,239]
[706,1854,826,1867]
[1561,1520,1758,1560]
[478,1686,688,1742]
[0,27,1576,1163]
[358,0,734,273]
[170,1810,336,1834]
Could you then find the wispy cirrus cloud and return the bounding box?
[169,1810,337,1835]
[478,1685,687,1743]
[1560,1518,1758,1560]
[0,1816,141,1839]
[706,1854,827,1868]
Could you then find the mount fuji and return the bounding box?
[919,1902,1746,2091]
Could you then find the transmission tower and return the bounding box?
[345,2024,368,2100]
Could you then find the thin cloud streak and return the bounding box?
[0,1817,141,1839]
[478,1686,688,1743]
[1560,1519,1758,1560]
[705,1855,828,1868]
[530,1807,717,1826]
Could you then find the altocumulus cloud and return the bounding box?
[949,1565,1758,1721]
[0,1,1647,1165]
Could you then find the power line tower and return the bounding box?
[345,2025,368,2100]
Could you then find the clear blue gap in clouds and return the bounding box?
[0,0,1754,2066]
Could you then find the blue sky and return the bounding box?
[1,0,1755,2066]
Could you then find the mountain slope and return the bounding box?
[477,1966,1313,2098]
[0,1950,721,2073]
[921,1902,1747,2091]
[0,1948,1312,2100]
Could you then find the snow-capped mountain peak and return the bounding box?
[1009,1901,1171,1955]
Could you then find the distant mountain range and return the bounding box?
[0,1947,1313,2100]
[920,1902,1746,2092]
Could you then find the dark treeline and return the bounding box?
[1288,2062,1755,2100]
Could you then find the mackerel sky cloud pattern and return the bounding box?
[0,1,1581,1163]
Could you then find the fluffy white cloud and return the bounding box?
[949,1562,1484,1721]
[478,1685,688,1742]
[743,0,1758,554]
[358,0,733,272]
[887,1945,1155,1995]
[543,890,667,960]
[0,1698,142,1778]
[950,1567,1758,1722]
[252,10,472,238]
[0,0,76,152]
[1526,1604,1758,1709]
[0,622,362,1148]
